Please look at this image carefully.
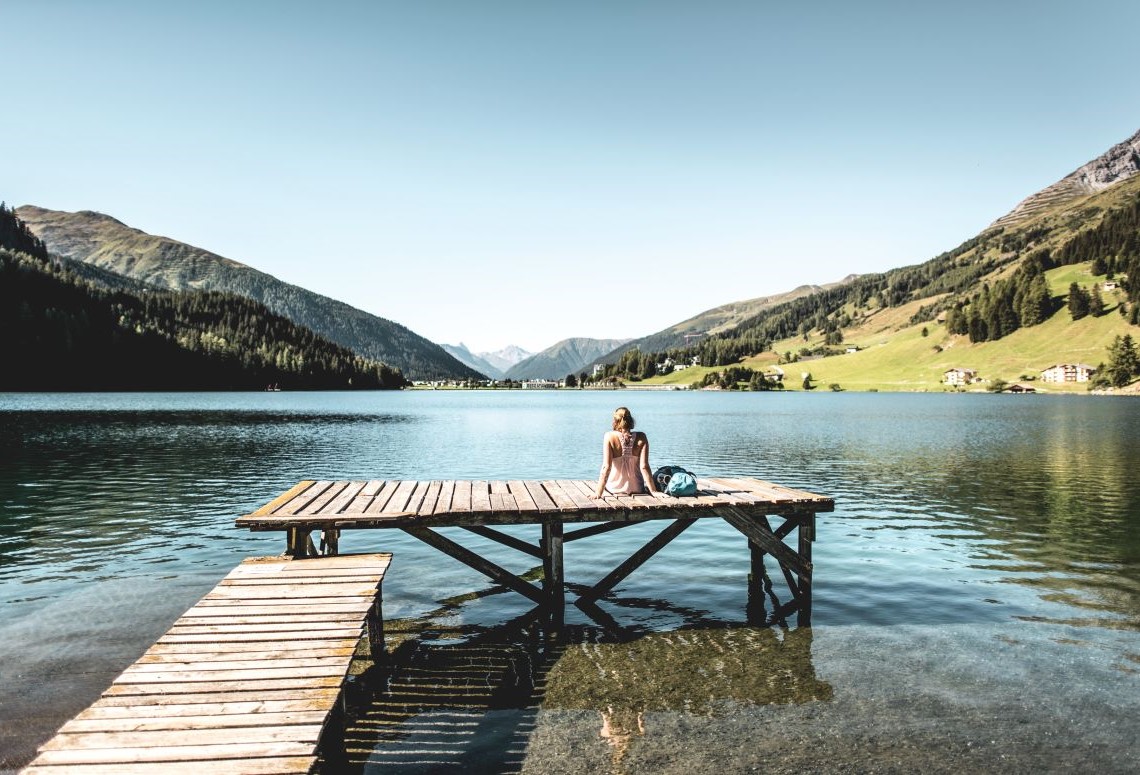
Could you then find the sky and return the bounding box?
[5,1,1139,354]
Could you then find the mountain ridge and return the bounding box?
[16,205,480,381]
[505,337,631,380]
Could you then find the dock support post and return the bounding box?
[747,541,766,625]
[286,527,316,558]
[367,587,386,659]
[542,520,565,619]
[797,514,814,626]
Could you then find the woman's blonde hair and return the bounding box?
[612,407,635,432]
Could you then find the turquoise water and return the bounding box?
[1,391,1138,771]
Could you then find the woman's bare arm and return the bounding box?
[594,433,614,497]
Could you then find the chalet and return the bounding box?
[1040,364,1097,383]
[1007,383,1036,394]
[943,368,978,386]
[1103,281,1118,291]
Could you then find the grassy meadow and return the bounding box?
[641,260,1131,393]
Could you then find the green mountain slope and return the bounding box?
[595,278,856,367]
[16,206,480,381]
[0,206,406,391]
[506,337,630,380]
[624,127,1140,391]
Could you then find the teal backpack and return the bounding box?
[654,465,697,497]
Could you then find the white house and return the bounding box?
[944,368,978,386]
[1040,364,1097,383]
[521,379,559,389]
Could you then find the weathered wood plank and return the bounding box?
[321,480,366,515]
[507,481,538,511]
[23,757,317,774]
[76,698,338,719]
[32,742,318,765]
[523,481,559,512]
[380,479,418,513]
[39,725,327,751]
[137,647,357,663]
[276,481,333,516]
[93,688,341,707]
[249,481,316,517]
[298,481,349,515]
[540,480,578,510]
[470,480,492,513]
[433,480,456,515]
[58,710,330,734]
[451,480,472,512]
[361,480,399,513]
[416,480,442,517]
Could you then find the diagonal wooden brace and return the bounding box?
[722,507,811,579]
[579,518,697,600]
[402,526,547,606]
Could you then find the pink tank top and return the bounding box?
[603,431,646,494]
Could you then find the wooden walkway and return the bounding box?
[22,553,391,775]
[238,477,833,625]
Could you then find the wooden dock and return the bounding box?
[238,477,833,626]
[22,553,391,775]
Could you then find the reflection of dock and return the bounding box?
[342,590,831,772]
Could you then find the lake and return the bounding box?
[1,390,1138,772]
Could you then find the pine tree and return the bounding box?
[1068,283,1091,320]
[1089,284,1106,317]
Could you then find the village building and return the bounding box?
[1007,383,1037,394]
[521,379,560,389]
[943,368,978,386]
[1040,363,1097,383]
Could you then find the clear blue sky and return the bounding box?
[5,1,1139,353]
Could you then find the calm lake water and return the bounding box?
[1,390,1138,772]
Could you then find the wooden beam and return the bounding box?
[541,521,565,610]
[460,525,542,558]
[579,518,696,600]
[402,527,546,606]
[722,507,810,578]
[563,521,640,542]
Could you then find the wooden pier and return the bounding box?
[22,553,391,775]
[238,477,833,626]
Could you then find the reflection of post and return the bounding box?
[600,705,645,772]
[798,514,814,626]
[747,541,766,625]
[542,520,564,621]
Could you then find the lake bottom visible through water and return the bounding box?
[1,391,1138,772]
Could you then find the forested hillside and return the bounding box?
[1,205,406,391]
[17,205,482,381]
[596,168,1140,385]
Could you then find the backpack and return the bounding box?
[653,465,697,497]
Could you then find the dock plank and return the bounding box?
[25,554,391,774]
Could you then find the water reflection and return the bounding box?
[336,586,830,775]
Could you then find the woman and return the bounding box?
[593,407,659,498]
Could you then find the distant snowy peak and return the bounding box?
[478,345,532,374]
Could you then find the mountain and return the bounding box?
[595,278,857,366]
[16,206,480,381]
[505,338,630,380]
[991,128,1140,230]
[440,343,500,379]
[619,126,1140,391]
[0,205,406,391]
[479,345,532,374]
